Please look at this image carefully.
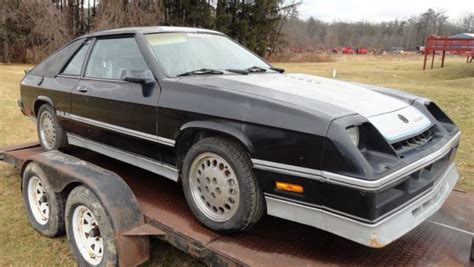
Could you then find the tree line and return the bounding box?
[0,0,297,63]
[282,9,474,51]
[1,2,473,64]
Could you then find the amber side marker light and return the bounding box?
[275,181,304,193]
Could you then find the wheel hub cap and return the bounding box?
[72,205,104,265]
[189,153,240,222]
[39,111,56,150]
[27,176,49,225]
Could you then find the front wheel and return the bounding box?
[182,136,265,233]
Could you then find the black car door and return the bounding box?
[69,36,162,161]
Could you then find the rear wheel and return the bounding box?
[182,136,264,233]
[37,104,68,151]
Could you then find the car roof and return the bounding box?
[81,26,223,38]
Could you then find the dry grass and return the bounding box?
[269,52,335,63]
[0,55,472,265]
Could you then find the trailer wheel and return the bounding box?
[37,104,68,151]
[65,186,117,266]
[182,136,264,233]
[22,162,65,237]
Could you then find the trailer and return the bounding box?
[1,143,473,266]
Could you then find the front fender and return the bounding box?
[179,120,254,153]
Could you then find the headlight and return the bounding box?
[346,126,359,147]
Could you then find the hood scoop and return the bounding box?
[368,106,433,142]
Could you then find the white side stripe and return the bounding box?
[252,159,324,180]
[57,111,175,147]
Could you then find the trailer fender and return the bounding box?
[21,150,158,267]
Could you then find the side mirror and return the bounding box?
[121,70,155,84]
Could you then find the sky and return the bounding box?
[297,0,473,22]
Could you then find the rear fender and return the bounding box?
[33,96,55,116]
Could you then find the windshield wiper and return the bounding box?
[226,69,249,75]
[246,66,267,73]
[269,67,285,73]
[177,68,224,77]
[224,66,268,75]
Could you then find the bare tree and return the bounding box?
[94,0,163,31]
[7,0,71,62]
[460,12,474,32]
[281,8,472,51]
[1,1,8,63]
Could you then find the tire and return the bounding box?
[37,104,68,151]
[182,136,265,233]
[65,186,118,267]
[22,162,65,237]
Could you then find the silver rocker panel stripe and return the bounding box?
[67,133,179,181]
[265,163,459,247]
[251,159,324,180]
[252,131,460,190]
[57,111,175,147]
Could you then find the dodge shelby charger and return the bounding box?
[19,27,460,247]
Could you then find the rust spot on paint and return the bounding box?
[369,233,385,248]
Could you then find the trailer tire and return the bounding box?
[22,162,65,237]
[65,186,118,267]
[182,136,264,233]
[37,104,68,151]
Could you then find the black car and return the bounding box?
[19,26,460,248]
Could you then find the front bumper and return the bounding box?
[265,162,460,247]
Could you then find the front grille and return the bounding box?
[391,126,436,155]
[373,148,453,219]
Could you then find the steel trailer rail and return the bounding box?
[1,143,473,266]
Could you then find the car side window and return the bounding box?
[61,40,91,76]
[85,37,150,80]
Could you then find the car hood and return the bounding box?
[219,73,408,118]
[167,73,431,139]
[217,73,432,141]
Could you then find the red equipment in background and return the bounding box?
[289,47,303,53]
[342,47,354,54]
[356,48,368,54]
[423,35,474,70]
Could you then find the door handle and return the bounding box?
[77,85,88,92]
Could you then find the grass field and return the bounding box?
[0,55,472,265]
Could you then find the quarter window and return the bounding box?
[85,37,149,80]
[29,39,84,77]
[61,40,91,76]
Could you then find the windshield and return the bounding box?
[145,33,270,77]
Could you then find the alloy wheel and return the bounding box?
[189,152,240,222]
